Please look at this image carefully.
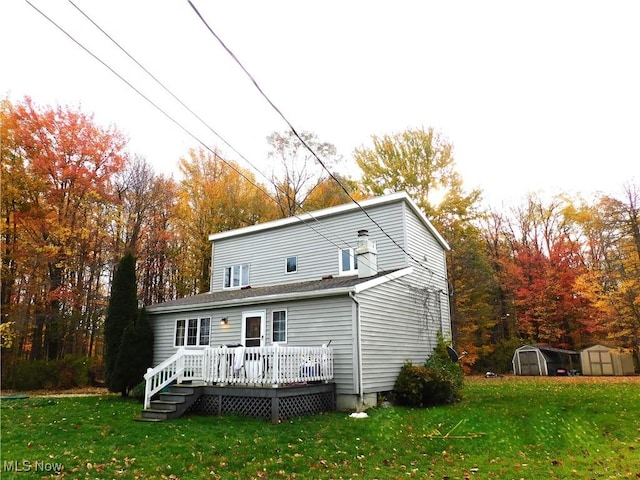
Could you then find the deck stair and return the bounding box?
[136,384,202,422]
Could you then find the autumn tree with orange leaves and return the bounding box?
[1,97,127,361]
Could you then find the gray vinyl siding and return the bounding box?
[272,296,356,395]
[149,294,358,395]
[210,202,408,292]
[403,205,451,338]
[150,306,250,365]
[357,276,442,393]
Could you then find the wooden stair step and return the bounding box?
[134,416,164,423]
[158,393,190,403]
[138,384,203,422]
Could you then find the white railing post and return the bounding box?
[144,367,153,409]
[272,345,280,386]
[202,347,210,383]
[176,347,185,383]
[219,346,228,385]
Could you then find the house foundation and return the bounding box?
[336,392,378,412]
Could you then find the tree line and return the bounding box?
[1,96,638,378]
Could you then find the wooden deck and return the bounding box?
[144,345,334,409]
[138,382,336,423]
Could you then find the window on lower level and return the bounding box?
[339,248,358,275]
[272,310,287,343]
[199,318,211,345]
[223,264,250,289]
[174,318,211,347]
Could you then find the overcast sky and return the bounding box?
[2,1,638,206]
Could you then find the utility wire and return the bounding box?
[28,1,447,287]
[24,0,356,261]
[67,0,366,259]
[68,0,394,281]
[25,0,390,278]
[73,3,380,273]
[187,0,448,283]
[31,0,450,289]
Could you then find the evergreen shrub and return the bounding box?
[393,335,464,407]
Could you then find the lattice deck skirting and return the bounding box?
[187,383,336,423]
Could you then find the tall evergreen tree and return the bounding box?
[104,252,138,395]
[114,308,154,397]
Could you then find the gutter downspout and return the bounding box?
[349,292,364,407]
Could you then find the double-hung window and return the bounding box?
[339,248,358,275]
[223,264,250,289]
[175,318,211,347]
[272,310,287,343]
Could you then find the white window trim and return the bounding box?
[174,319,186,347]
[199,317,211,346]
[338,247,358,275]
[271,309,288,344]
[174,317,211,347]
[222,264,250,289]
[285,255,298,274]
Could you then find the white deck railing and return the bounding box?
[144,345,333,409]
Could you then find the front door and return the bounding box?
[242,310,265,347]
[241,311,265,379]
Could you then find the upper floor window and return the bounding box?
[223,264,250,289]
[285,256,297,274]
[339,248,358,275]
[272,310,287,343]
[175,318,211,347]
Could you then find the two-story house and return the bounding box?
[146,191,451,411]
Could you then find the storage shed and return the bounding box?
[580,344,635,376]
[512,344,580,376]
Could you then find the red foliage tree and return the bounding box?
[3,97,128,360]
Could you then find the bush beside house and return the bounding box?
[393,335,464,407]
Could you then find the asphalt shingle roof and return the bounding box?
[146,270,400,311]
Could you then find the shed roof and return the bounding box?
[581,344,624,351]
[146,267,412,314]
[516,344,579,355]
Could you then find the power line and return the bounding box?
[23,1,264,197]
[24,0,381,275]
[66,0,369,257]
[27,1,448,287]
[187,0,448,283]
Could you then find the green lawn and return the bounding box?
[1,377,639,479]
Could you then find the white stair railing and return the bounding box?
[143,345,334,408]
[143,348,204,409]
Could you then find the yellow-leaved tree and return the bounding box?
[174,147,278,295]
[574,184,640,365]
[354,127,490,369]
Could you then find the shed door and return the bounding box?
[588,350,614,375]
[519,351,541,375]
